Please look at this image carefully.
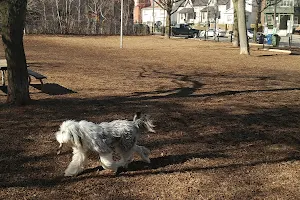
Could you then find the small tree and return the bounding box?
[232,0,239,47]
[237,0,249,55]
[0,0,30,105]
[155,0,186,38]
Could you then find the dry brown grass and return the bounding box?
[0,35,299,199]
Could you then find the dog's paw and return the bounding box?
[142,147,151,156]
[64,172,75,177]
[64,170,79,177]
[144,157,151,164]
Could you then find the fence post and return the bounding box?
[288,36,290,46]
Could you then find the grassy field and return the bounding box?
[0,35,299,199]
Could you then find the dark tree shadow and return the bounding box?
[30,83,76,95]
[1,68,300,190]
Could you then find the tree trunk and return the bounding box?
[43,0,47,32]
[0,0,30,105]
[237,0,249,55]
[232,0,239,47]
[55,0,63,34]
[165,10,171,38]
[254,0,262,43]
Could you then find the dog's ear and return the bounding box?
[71,133,82,147]
[67,122,82,147]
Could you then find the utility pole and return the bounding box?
[152,0,155,34]
[214,0,218,40]
[198,0,201,24]
[120,0,123,48]
[206,1,209,40]
[273,0,277,34]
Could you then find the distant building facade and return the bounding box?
[140,0,257,31]
[263,0,300,36]
[134,0,151,23]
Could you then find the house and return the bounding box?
[140,0,257,31]
[176,0,256,30]
[223,0,256,30]
[263,0,300,36]
[134,0,151,23]
[176,0,227,25]
[141,0,181,27]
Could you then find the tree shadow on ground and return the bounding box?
[30,83,76,95]
[0,83,75,96]
[2,150,298,189]
[1,69,300,189]
[121,154,300,177]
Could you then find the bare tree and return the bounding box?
[55,0,63,33]
[232,0,239,47]
[25,0,135,35]
[237,0,249,54]
[253,0,262,43]
[155,0,186,38]
[0,0,30,105]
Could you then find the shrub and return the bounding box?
[133,24,150,35]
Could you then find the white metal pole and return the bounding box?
[120,0,124,48]
[152,0,155,34]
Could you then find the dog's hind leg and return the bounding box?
[64,147,87,176]
[133,145,151,163]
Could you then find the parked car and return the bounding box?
[200,28,226,37]
[247,29,253,39]
[171,24,200,38]
[229,30,264,42]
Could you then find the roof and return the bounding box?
[191,0,229,6]
[191,0,209,6]
[200,6,217,12]
[175,0,187,7]
[178,8,195,13]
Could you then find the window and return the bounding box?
[294,16,299,25]
[181,13,185,20]
[226,1,230,10]
[279,0,293,6]
[266,15,274,28]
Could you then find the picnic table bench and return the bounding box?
[27,69,47,86]
[1,65,47,86]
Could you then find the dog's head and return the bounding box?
[133,112,155,133]
[56,120,82,154]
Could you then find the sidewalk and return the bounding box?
[278,34,300,48]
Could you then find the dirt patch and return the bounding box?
[0,35,299,199]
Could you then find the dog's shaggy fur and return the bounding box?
[55,113,155,176]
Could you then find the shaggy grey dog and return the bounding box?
[56,113,155,176]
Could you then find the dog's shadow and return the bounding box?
[81,152,227,176]
[129,152,228,171]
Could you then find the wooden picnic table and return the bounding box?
[0,59,47,86]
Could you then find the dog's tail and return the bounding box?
[133,112,155,133]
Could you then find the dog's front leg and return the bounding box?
[64,147,87,176]
[133,145,151,163]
